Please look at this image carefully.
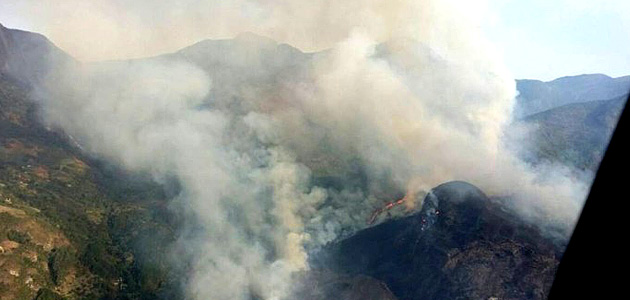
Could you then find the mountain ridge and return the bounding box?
[515,73,630,117]
[0,23,75,87]
[518,94,627,171]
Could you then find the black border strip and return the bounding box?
[548,93,630,299]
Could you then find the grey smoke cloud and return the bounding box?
[21,0,589,299]
[8,0,492,61]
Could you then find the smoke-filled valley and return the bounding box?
[1,1,627,300]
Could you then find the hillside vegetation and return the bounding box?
[520,95,626,172]
[1,74,180,300]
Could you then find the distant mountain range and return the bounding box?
[513,74,628,172]
[515,74,629,117]
[519,95,626,171]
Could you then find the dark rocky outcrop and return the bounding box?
[295,271,398,300]
[313,181,562,300]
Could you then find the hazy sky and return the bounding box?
[1,0,628,81]
[483,0,630,80]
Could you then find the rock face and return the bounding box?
[313,181,562,300]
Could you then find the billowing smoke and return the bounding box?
[7,0,493,61]
[15,0,589,299]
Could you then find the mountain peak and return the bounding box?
[515,72,630,117]
[176,32,284,57]
[0,24,75,86]
[233,31,277,45]
[550,73,611,84]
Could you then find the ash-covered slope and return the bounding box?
[312,181,562,300]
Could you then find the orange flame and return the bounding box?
[367,197,406,225]
[367,178,427,225]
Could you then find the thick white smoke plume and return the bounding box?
[7,0,493,61]
[27,0,588,299]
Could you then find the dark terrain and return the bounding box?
[311,182,562,300]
